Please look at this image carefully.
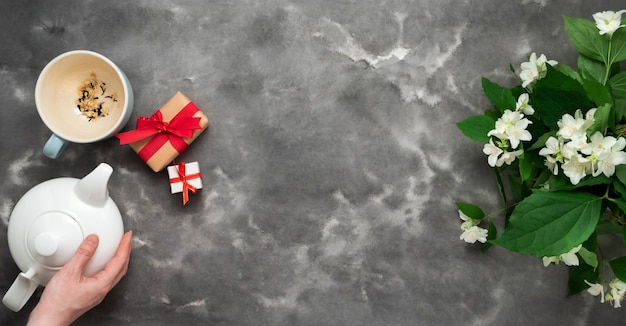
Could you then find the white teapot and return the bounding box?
[2,163,124,312]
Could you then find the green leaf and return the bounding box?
[609,27,626,63]
[483,108,501,121]
[583,78,612,107]
[564,16,626,68]
[488,221,497,239]
[568,263,599,296]
[558,62,583,84]
[609,257,626,282]
[609,72,626,121]
[533,169,553,189]
[616,164,626,187]
[535,64,586,94]
[509,63,516,74]
[456,115,495,143]
[481,77,516,112]
[455,202,486,220]
[494,168,509,221]
[577,174,612,187]
[518,156,533,182]
[548,174,611,191]
[532,89,589,129]
[510,85,525,99]
[545,174,572,191]
[507,174,527,203]
[491,191,602,256]
[609,72,626,100]
[608,197,626,214]
[531,67,593,128]
[564,16,607,62]
[577,246,598,269]
[615,99,626,122]
[612,178,626,200]
[578,54,606,84]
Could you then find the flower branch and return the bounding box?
[456,10,626,308]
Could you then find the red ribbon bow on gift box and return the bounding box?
[169,162,201,205]
[115,102,203,162]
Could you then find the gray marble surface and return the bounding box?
[1,0,625,325]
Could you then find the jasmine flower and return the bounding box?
[593,10,626,37]
[562,154,590,185]
[557,109,589,141]
[460,225,488,244]
[496,149,523,166]
[483,139,504,167]
[519,52,557,88]
[606,278,626,308]
[584,280,605,302]
[515,93,535,115]
[542,244,582,266]
[488,110,532,149]
[539,136,565,175]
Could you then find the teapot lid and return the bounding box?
[26,211,83,268]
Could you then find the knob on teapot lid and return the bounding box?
[34,233,58,257]
[26,211,84,269]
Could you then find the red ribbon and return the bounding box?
[115,102,202,162]
[169,162,201,205]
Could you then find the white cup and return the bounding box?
[35,50,134,159]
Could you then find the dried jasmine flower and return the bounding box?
[75,73,117,121]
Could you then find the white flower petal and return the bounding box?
[584,280,605,297]
[543,256,558,267]
[560,252,579,266]
[460,226,488,244]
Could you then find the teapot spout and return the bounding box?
[75,163,113,207]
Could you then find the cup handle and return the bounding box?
[43,134,67,159]
[2,268,38,312]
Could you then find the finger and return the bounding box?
[94,231,133,285]
[64,234,100,276]
[98,231,132,285]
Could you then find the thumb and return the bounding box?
[65,234,99,274]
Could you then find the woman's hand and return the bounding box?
[27,231,132,326]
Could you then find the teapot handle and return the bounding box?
[2,268,39,312]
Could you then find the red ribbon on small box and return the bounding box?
[168,162,202,205]
[115,102,203,162]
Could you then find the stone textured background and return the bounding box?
[1,0,625,325]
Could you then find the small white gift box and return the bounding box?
[167,162,202,204]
